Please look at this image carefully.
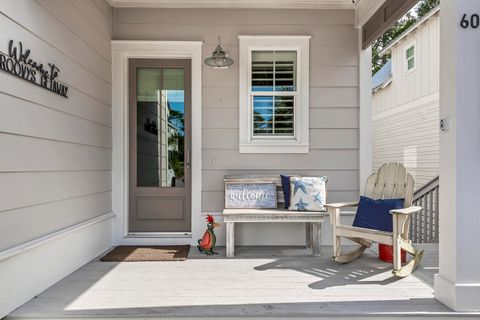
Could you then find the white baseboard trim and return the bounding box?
[0,213,114,318]
[435,274,480,311]
[0,212,115,262]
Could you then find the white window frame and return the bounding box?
[404,41,416,74]
[239,35,310,153]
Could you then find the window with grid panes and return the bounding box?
[251,51,296,137]
[238,36,310,154]
[406,45,415,71]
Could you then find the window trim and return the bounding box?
[239,35,311,153]
[404,41,416,74]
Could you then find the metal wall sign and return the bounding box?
[225,183,277,209]
[0,40,69,98]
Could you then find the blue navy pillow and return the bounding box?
[280,175,291,209]
[352,196,404,232]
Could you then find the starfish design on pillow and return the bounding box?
[313,192,323,203]
[293,179,309,195]
[295,198,308,211]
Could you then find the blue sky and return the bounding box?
[166,90,184,113]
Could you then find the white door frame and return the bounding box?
[111,40,203,245]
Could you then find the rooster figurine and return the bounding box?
[198,214,220,255]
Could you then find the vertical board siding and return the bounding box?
[372,15,439,114]
[114,8,360,245]
[0,1,112,251]
[372,14,439,189]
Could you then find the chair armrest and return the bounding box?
[325,202,358,226]
[325,201,359,209]
[390,206,422,215]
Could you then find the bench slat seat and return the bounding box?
[224,208,326,215]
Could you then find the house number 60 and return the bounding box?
[460,13,480,29]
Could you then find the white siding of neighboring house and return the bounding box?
[115,8,360,246]
[0,1,113,317]
[372,13,440,189]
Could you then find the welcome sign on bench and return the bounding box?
[225,183,277,209]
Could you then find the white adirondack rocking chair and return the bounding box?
[325,163,424,277]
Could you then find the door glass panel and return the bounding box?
[162,68,185,188]
[136,68,185,187]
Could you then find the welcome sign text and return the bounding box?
[0,40,69,98]
[225,183,277,209]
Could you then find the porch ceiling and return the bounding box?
[106,0,358,9]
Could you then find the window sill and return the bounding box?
[404,67,416,75]
[239,143,309,154]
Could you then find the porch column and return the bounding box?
[434,0,480,311]
[359,34,373,188]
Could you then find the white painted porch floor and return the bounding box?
[7,244,479,319]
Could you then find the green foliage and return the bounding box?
[372,0,440,75]
[169,108,184,133]
[167,104,185,179]
[416,0,440,17]
[372,15,415,75]
[170,157,184,179]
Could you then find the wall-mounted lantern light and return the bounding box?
[204,37,234,69]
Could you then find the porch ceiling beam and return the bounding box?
[361,0,420,50]
[354,0,385,28]
[107,0,356,9]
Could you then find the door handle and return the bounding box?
[186,149,191,168]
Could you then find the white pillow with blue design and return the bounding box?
[288,176,327,212]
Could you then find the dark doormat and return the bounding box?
[100,245,190,262]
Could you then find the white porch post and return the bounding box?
[434,0,480,311]
[359,34,373,189]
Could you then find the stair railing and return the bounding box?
[411,176,439,243]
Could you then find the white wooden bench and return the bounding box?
[222,175,326,257]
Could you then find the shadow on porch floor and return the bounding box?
[8,244,475,319]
